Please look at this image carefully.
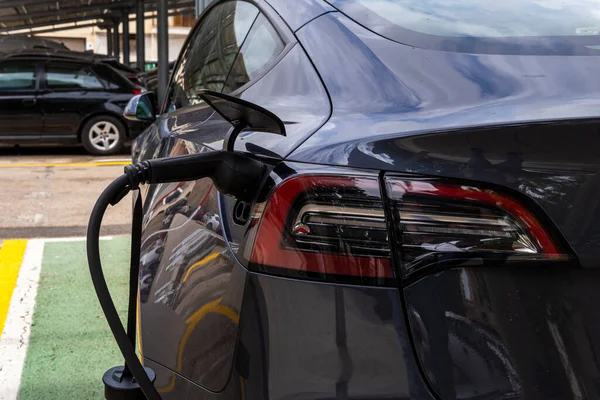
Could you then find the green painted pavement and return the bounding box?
[19,237,131,400]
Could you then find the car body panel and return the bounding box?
[265,0,334,32]
[0,60,43,140]
[133,2,600,399]
[291,12,600,159]
[0,90,43,140]
[404,264,600,399]
[138,136,247,392]
[144,270,438,400]
[37,90,140,139]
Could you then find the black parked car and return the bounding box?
[0,53,147,155]
[2,48,148,88]
[126,0,600,398]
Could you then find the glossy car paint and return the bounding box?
[134,0,600,398]
[0,56,145,144]
[264,0,334,32]
[136,3,336,390]
[0,61,43,140]
[138,136,247,392]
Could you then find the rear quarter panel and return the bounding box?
[292,10,600,400]
[137,136,247,392]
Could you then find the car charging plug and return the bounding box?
[87,151,266,400]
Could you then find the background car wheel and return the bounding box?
[81,116,126,155]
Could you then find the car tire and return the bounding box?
[81,115,126,155]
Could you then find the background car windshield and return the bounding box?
[333,0,600,37]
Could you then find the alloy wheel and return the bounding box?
[88,121,120,152]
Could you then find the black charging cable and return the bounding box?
[86,152,265,399]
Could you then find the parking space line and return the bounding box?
[0,161,130,168]
[0,240,44,400]
[0,240,28,336]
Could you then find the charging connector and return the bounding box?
[87,151,266,400]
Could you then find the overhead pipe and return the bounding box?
[4,7,192,35]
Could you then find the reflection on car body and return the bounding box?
[132,0,600,398]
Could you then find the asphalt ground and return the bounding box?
[0,146,135,399]
[0,146,132,239]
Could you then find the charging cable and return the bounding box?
[86,152,265,399]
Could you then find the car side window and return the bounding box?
[0,62,37,91]
[224,14,285,94]
[45,64,103,90]
[91,64,126,90]
[165,1,259,112]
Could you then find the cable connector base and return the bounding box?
[103,366,156,400]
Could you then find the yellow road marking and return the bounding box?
[0,240,28,336]
[0,161,130,168]
[181,252,220,283]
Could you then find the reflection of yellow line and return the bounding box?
[157,297,239,393]
[0,240,28,335]
[0,161,131,168]
[181,252,220,283]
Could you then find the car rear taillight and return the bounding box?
[385,177,563,278]
[247,175,394,286]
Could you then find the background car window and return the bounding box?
[224,14,284,93]
[45,64,103,90]
[166,1,259,112]
[0,62,36,90]
[91,64,130,90]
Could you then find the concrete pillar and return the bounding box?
[157,0,169,106]
[122,9,130,66]
[112,18,120,61]
[135,0,145,70]
[106,26,113,56]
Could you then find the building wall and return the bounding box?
[35,12,194,67]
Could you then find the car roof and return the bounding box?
[0,52,98,65]
[0,48,118,62]
[0,35,69,51]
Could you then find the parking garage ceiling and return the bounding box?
[0,0,194,33]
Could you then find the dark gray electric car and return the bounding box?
[128,0,600,398]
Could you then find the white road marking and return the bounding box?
[97,158,131,163]
[0,240,44,400]
[43,235,118,243]
[23,192,51,199]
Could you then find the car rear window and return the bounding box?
[92,64,133,90]
[329,0,600,55]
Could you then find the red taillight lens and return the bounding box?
[385,178,562,277]
[248,175,394,285]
